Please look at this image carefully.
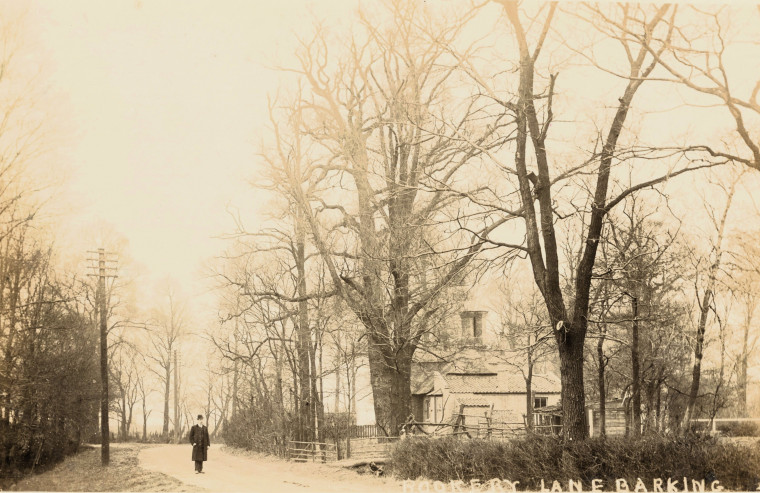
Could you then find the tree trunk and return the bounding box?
[682,176,737,429]
[346,344,355,458]
[525,369,534,431]
[739,317,750,416]
[655,383,662,432]
[120,392,128,441]
[162,363,170,437]
[596,332,606,437]
[556,328,587,441]
[525,337,535,431]
[334,348,341,413]
[683,288,710,429]
[310,342,322,442]
[643,379,657,434]
[295,212,313,443]
[351,343,357,421]
[142,406,147,442]
[2,261,20,420]
[126,398,134,441]
[173,350,179,442]
[631,296,641,436]
[368,340,412,437]
[232,326,240,418]
[0,242,7,423]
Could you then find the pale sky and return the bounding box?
[23,0,757,298]
[26,0,359,302]
[22,1,758,309]
[17,0,760,432]
[15,0,368,430]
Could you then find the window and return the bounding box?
[534,397,548,409]
[424,396,444,423]
[460,311,486,340]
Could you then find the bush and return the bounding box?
[389,434,760,491]
[716,421,760,437]
[222,406,297,456]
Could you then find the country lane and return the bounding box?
[138,444,402,493]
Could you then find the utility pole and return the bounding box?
[173,349,179,442]
[88,248,117,466]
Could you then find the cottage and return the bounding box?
[411,366,561,430]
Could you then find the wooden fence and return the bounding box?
[287,437,396,462]
[402,412,526,440]
[349,424,385,438]
[286,441,338,463]
[288,410,546,464]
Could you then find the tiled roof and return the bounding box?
[446,373,500,393]
[531,374,561,393]
[445,372,560,394]
[456,396,492,407]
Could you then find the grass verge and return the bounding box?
[8,444,203,492]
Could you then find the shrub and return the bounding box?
[389,434,760,491]
[716,421,760,437]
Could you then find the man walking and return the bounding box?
[189,414,210,473]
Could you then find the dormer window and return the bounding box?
[460,311,486,340]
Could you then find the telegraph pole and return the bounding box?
[173,349,179,442]
[88,248,118,466]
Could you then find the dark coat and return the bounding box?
[189,424,210,462]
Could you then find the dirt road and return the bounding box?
[139,444,402,493]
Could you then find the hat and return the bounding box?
[197,414,204,420]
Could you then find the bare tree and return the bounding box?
[215,202,332,443]
[597,198,686,435]
[641,5,760,172]
[279,0,508,436]
[145,282,186,440]
[467,2,718,440]
[682,175,740,428]
[199,356,233,439]
[213,244,310,452]
[110,339,139,441]
[135,358,153,441]
[729,245,760,417]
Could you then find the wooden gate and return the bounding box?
[287,441,338,463]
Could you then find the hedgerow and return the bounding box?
[389,434,760,491]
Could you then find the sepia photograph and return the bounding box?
[0,0,759,491]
